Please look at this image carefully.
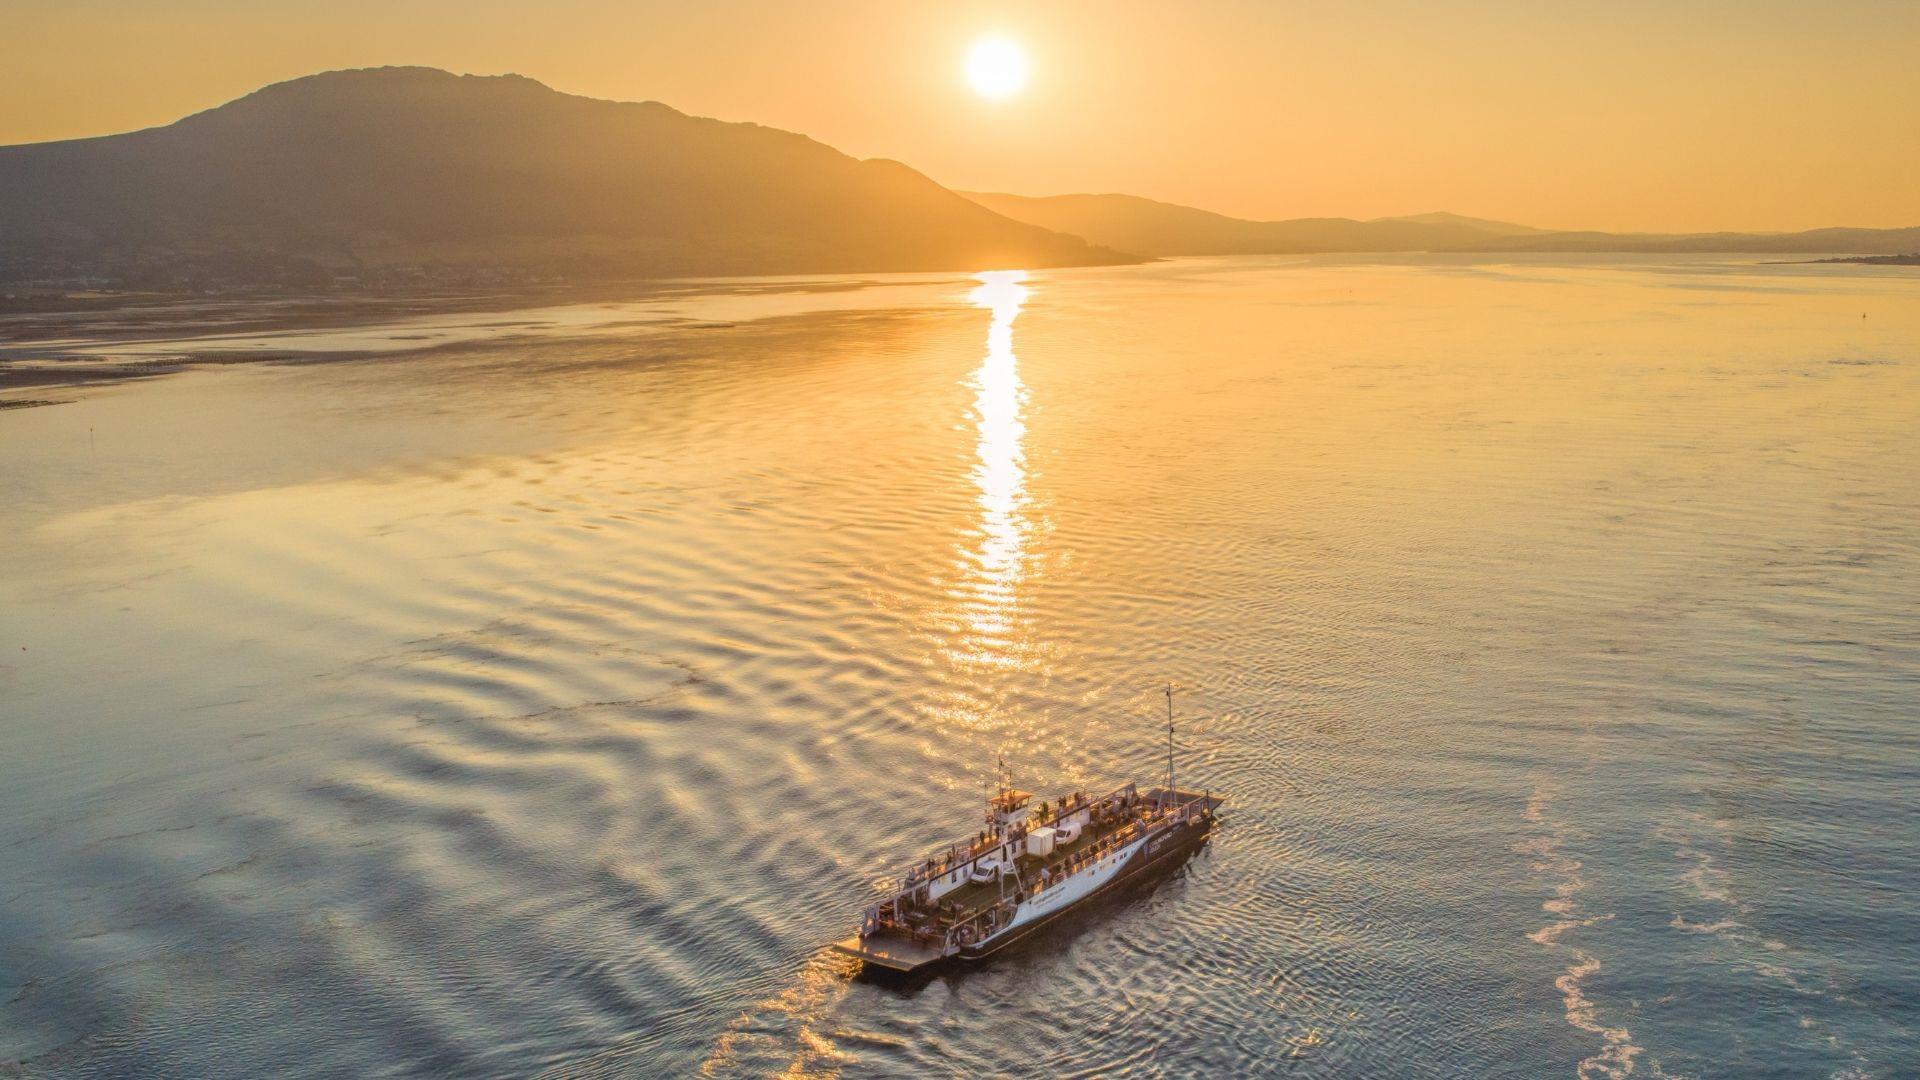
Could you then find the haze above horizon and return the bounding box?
[5,0,1919,234]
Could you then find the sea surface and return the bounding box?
[2,255,1916,1078]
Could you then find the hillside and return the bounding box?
[960,193,1539,255]
[965,191,1920,257]
[0,67,1133,292]
[1472,227,1920,255]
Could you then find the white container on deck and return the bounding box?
[1026,826,1058,857]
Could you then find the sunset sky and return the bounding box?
[6,0,1918,232]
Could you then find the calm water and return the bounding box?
[2,255,1917,1078]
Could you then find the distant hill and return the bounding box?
[959,193,1537,255]
[1468,227,1920,255]
[0,67,1133,292]
[1382,211,1545,237]
[964,191,1920,257]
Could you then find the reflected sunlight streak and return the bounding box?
[960,270,1031,654]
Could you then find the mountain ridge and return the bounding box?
[963,191,1920,257]
[0,67,1135,292]
[6,66,1913,300]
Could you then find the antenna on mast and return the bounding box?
[1164,682,1177,804]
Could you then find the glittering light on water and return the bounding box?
[960,270,1031,655]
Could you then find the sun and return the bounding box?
[964,36,1029,101]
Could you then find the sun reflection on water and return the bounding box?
[958,270,1032,661]
[910,270,1052,766]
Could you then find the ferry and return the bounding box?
[833,688,1222,975]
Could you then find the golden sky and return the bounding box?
[5,0,1917,232]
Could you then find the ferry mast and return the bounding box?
[1164,682,1176,803]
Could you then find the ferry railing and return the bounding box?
[872,790,1217,942]
[1023,793,1211,900]
[942,895,1014,951]
[893,783,1139,896]
[1025,816,1146,898]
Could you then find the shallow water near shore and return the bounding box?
[2,254,1917,1077]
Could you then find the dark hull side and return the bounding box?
[951,812,1216,964]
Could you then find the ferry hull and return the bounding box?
[835,786,1223,980]
[843,810,1215,979]
[957,812,1214,962]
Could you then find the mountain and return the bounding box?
[1379,211,1544,236]
[964,191,1920,257]
[1464,227,1920,255]
[959,192,1533,255]
[0,67,1133,292]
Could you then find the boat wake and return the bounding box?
[1656,812,1870,1074]
[1519,786,1645,1080]
[697,951,864,1079]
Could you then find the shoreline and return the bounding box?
[0,272,985,409]
[0,277,757,351]
[0,273,966,408]
[6,250,1909,410]
[1765,253,1920,266]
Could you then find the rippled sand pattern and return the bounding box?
[2,256,1917,1076]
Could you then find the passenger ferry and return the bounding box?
[833,690,1222,974]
